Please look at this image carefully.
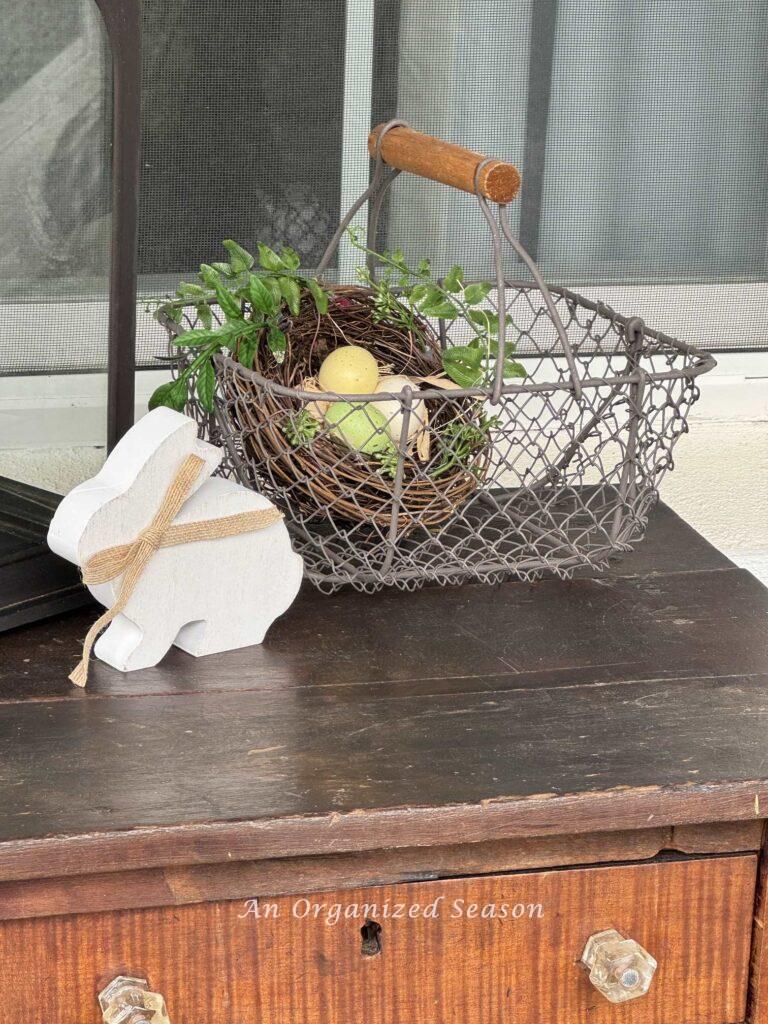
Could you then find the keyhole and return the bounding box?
[360,918,382,957]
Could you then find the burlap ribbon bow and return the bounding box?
[70,453,282,687]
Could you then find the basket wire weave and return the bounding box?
[161,121,715,593]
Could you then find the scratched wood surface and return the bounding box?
[0,856,755,1024]
[0,502,767,882]
[0,822,761,924]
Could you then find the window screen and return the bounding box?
[1,0,766,378]
[0,0,111,375]
[135,0,766,364]
[137,2,346,289]
[377,0,768,353]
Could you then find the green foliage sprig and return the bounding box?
[431,413,501,479]
[348,227,526,389]
[283,409,321,447]
[150,240,330,414]
[152,231,525,418]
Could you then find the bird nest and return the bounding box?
[215,285,490,530]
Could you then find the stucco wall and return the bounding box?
[657,363,767,582]
[660,421,767,551]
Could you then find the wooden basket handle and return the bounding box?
[368,123,521,204]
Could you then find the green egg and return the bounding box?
[325,402,395,455]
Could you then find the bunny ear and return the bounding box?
[47,409,222,569]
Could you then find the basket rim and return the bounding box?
[157,278,716,402]
[211,351,711,404]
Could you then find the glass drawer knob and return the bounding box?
[98,976,171,1024]
[581,929,657,1003]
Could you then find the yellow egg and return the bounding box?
[318,345,379,395]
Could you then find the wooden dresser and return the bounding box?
[1,503,767,1024]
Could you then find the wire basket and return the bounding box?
[159,121,715,593]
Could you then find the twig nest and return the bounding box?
[221,286,486,530]
[375,374,428,444]
[299,376,330,422]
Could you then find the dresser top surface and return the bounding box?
[1,502,767,881]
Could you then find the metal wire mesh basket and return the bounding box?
[159,122,715,593]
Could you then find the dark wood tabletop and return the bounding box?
[1,502,767,883]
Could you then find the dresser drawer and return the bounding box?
[0,854,756,1023]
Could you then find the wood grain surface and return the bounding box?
[0,503,734,703]
[748,833,768,1024]
[2,666,768,878]
[0,856,755,1024]
[368,123,522,202]
[1,502,767,885]
[0,821,760,924]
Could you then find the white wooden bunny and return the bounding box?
[48,408,303,685]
